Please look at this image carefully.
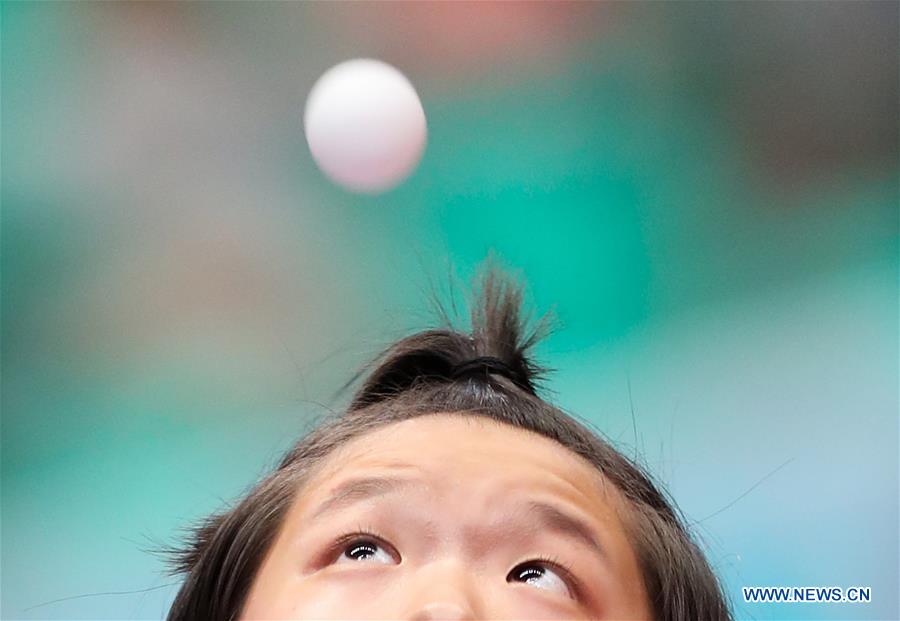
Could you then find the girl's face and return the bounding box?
[241,414,651,620]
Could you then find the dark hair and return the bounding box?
[167,270,731,621]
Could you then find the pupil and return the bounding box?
[518,566,544,582]
[347,542,376,560]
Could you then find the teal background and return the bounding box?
[2,3,897,619]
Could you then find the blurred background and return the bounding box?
[2,2,897,619]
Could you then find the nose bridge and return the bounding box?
[405,557,483,621]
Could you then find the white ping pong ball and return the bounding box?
[304,59,427,194]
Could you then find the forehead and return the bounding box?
[303,414,626,519]
[246,414,652,619]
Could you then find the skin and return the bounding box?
[241,414,652,620]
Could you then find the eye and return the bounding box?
[507,560,574,599]
[334,535,399,566]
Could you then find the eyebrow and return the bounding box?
[309,475,417,521]
[521,500,607,560]
[309,476,606,557]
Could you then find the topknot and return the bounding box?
[348,267,551,410]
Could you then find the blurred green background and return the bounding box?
[2,2,897,619]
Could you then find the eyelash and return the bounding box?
[328,527,396,562]
[327,532,582,599]
[511,554,582,599]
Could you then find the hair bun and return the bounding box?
[347,267,551,410]
[450,356,530,391]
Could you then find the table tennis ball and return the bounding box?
[304,59,427,194]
